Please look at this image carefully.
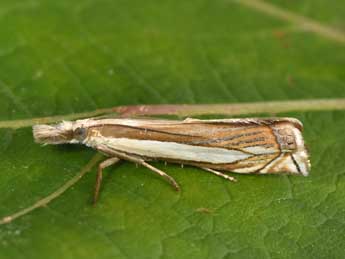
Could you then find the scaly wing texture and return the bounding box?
[83,118,305,174]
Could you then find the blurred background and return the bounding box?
[0,0,344,258]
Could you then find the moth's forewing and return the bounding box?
[78,118,309,176]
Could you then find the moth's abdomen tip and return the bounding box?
[303,160,311,177]
[295,152,310,177]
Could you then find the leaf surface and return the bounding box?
[0,1,345,258]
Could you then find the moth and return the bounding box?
[33,117,310,203]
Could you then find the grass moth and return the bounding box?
[33,117,310,203]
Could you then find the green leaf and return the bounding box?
[0,0,345,258]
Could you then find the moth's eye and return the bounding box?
[74,127,87,139]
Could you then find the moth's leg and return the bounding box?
[201,167,237,182]
[94,157,121,204]
[139,160,180,191]
[96,146,180,192]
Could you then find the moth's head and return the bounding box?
[33,121,86,145]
